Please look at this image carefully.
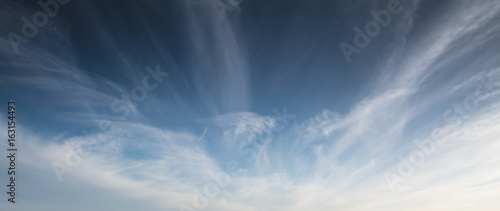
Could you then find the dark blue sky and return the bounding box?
[1,0,500,210]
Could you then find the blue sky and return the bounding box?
[1,0,500,210]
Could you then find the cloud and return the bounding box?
[182,0,250,113]
[2,0,500,210]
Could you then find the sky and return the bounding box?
[1,0,500,210]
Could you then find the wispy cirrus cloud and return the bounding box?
[1,0,500,210]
